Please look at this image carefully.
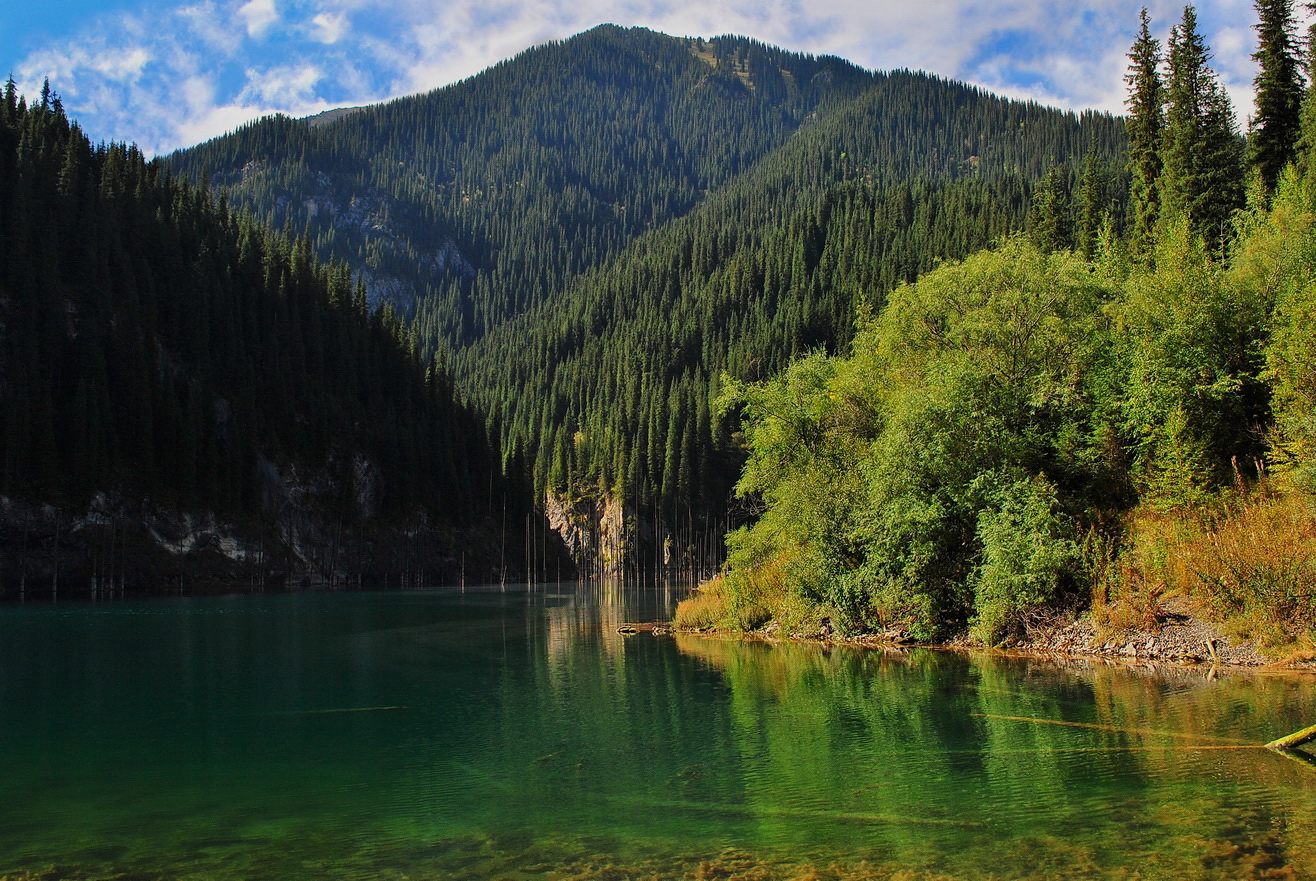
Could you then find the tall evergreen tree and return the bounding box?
[1249,0,1304,192]
[1126,7,1165,258]
[1161,5,1245,253]
[1296,21,1316,169]
[1077,146,1111,258]
[1201,79,1249,242]
[1028,166,1075,253]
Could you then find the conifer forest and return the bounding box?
[3,4,1316,651]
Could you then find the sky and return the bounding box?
[0,0,1298,157]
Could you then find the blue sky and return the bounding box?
[0,0,1288,156]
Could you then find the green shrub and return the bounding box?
[970,475,1079,645]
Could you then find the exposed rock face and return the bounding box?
[694,74,750,101]
[0,456,501,595]
[227,162,476,317]
[239,159,265,182]
[603,494,635,574]
[353,455,379,520]
[0,493,265,593]
[543,492,591,560]
[316,188,476,315]
[544,488,631,577]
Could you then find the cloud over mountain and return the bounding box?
[9,0,1277,155]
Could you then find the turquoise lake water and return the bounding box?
[2,583,1315,880]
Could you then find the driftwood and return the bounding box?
[1266,723,1316,750]
[618,622,672,635]
[1266,725,1316,775]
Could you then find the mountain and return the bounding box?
[168,25,1128,577]
[0,82,538,592]
[169,27,879,323]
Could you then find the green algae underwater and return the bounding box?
[1,584,1314,881]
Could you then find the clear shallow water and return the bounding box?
[2,583,1315,881]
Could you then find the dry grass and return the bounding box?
[1091,510,1190,637]
[673,576,732,630]
[674,554,823,635]
[1102,481,1316,658]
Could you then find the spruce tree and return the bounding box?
[1077,146,1110,259]
[1161,5,1245,253]
[1028,166,1075,253]
[1249,0,1304,192]
[1125,7,1164,258]
[1296,21,1316,169]
[1200,79,1248,244]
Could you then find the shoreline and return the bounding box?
[668,594,1316,673]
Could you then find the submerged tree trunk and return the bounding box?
[1267,723,1316,749]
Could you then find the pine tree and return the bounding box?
[1161,5,1245,253]
[1296,22,1316,169]
[1028,166,1075,253]
[1249,0,1304,192]
[1199,78,1248,246]
[1126,7,1164,258]
[1162,7,1207,223]
[1077,146,1110,259]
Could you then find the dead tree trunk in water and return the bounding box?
[52,513,60,596]
[19,514,29,594]
[1268,724,1316,750]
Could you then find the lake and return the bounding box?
[2,583,1314,880]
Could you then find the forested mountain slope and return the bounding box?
[169,25,1127,576]
[0,83,531,591]
[456,71,1128,564]
[169,26,877,331]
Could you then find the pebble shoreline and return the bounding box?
[670,595,1316,671]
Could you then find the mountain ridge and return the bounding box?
[166,25,1128,577]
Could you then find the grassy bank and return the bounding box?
[1098,480,1316,662]
[676,477,1316,665]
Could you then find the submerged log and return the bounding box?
[617,622,672,635]
[1272,746,1316,772]
[1266,723,1316,750]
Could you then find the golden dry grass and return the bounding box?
[1101,481,1316,658]
[674,554,823,635]
[673,576,731,630]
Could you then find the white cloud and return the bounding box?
[177,1,244,55]
[21,42,148,93]
[181,75,218,113]
[11,0,1284,155]
[239,63,324,105]
[173,100,285,146]
[310,11,349,44]
[92,47,153,82]
[237,0,280,38]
